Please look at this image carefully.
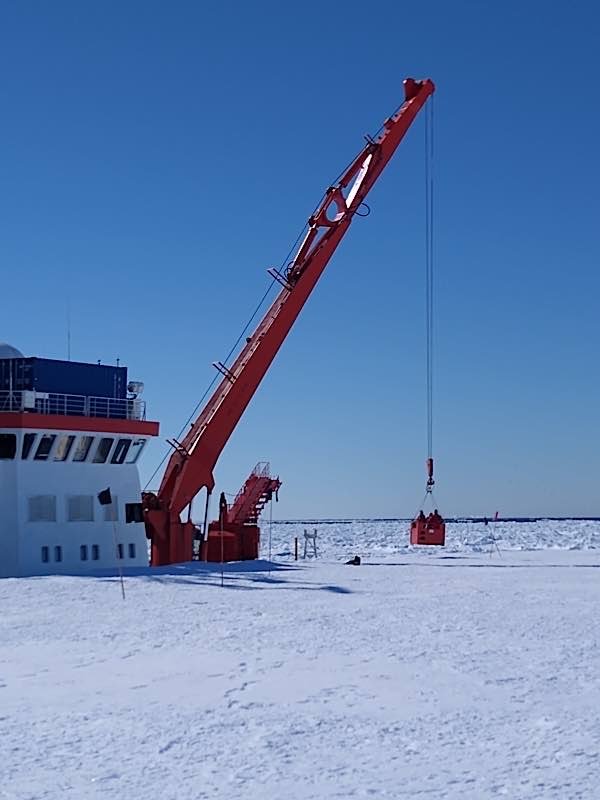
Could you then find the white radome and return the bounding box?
[0,342,24,359]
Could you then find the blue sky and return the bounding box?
[2,0,599,518]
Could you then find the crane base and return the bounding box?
[201,524,260,562]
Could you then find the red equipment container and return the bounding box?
[410,517,445,546]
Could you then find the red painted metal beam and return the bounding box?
[0,412,159,436]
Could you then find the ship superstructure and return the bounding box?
[0,343,158,577]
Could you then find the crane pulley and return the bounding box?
[144,77,436,566]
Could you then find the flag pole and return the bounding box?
[268,496,272,576]
[112,503,126,600]
[219,492,227,588]
[99,487,125,600]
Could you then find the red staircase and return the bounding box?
[228,462,281,525]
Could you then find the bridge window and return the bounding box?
[125,439,146,464]
[54,435,76,462]
[91,544,100,561]
[126,502,144,523]
[80,545,88,561]
[22,433,37,459]
[67,495,94,522]
[34,434,56,461]
[28,495,57,522]
[73,435,94,462]
[0,434,16,459]
[93,437,114,464]
[116,543,124,560]
[41,546,49,563]
[54,545,62,563]
[111,438,131,465]
[128,543,136,558]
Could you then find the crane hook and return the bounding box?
[426,457,434,491]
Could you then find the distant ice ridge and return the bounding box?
[267,519,600,561]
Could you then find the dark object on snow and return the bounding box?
[346,555,361,566]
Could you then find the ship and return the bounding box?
[0,343,158,577]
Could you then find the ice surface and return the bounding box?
[269,518,600,561]
[2,520,600,799]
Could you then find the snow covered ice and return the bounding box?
[2,520,600,799]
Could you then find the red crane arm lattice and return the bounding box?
[158,78,435,520]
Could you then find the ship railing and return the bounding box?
[229,462,272,508]
[0,390,146,420]
[253,461,271,478]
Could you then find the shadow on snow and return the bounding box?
[48,559,355,594]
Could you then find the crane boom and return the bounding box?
[145,77,435,565]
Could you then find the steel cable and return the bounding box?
[425,97,434,462]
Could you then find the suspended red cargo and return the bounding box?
[409,456,445,546]
[410,511,445,546]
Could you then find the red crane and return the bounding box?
[143,77,435,566]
